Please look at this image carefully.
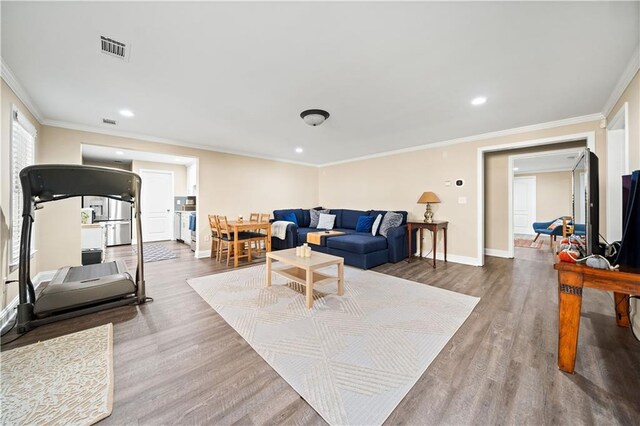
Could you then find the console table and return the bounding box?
[407,221,448,268]
[554,261,640,374]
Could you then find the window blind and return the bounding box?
[9,107,36,268]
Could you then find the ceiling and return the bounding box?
[2,2,638,165]
[82,144,195,166]
[514,150,582,174]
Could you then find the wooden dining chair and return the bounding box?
[217,215,253,266]
[253,213,271,252]
[208,215,220,260]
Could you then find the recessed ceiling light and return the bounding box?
[513,167,519,171]
[295,147,304,154]
[119,109,134,117]
[174,158,181,162]
[471,96,487,106]
[115,150,124,155]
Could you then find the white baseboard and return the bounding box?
[196,249,212,259]
[1,270,56,331]
[484,249,513,258]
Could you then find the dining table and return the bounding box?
[227,220,272,268]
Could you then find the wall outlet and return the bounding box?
[458,196,467,204]
[204,235,210,242]
[445,180,451,187]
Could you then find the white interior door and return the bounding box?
[140,170,174,242]
[513,176,536,235]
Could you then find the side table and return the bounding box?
[407,221,448,268]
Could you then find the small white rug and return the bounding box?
[188,265,479,425]
[1,324,114,426]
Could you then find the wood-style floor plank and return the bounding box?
[2,242,639,425]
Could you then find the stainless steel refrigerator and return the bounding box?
[82,196,132,246]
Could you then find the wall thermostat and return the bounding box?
[455,179,464,187]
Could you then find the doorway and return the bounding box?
[140,169,174,242]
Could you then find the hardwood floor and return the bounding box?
[2,242,639,425]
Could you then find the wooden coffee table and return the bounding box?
[266,248,344,308]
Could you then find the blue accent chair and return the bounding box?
[532,217,565,248]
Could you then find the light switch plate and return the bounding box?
[445,180,451,187]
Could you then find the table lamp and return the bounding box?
[417,192,440,223]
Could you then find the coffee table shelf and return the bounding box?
[272,266,338,287]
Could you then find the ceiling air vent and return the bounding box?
[102,118,117,125]
[100,36,129,61]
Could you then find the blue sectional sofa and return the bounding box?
[271,208,410,269]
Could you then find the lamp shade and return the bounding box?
[417,192,440,204]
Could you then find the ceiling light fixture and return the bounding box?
[300,109,330,126]
[115,150,124,155]
[471,96,487,106]
[295,147,304,154]
[119,109,134,117]
[513,167,519,171]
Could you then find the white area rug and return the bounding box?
[188,265,479,425]
[1,324,114,426]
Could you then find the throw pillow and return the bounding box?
[317,213,336,230]
[282,212,298,225]
[547,219,564,230]
[371,213,383,236]
[378,211,403,238]
[310,208,330,228]
[355,215,375,233]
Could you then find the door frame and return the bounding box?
[506,148,583,258]
[137,168,175,244]
[606,102,629,241]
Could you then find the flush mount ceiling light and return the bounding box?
[300,109,330,126]
[471,96,487,106]
[115,150,124,155]
[295,147,304,154]
[119,109,134,117]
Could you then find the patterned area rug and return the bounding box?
[1,324,114,425]
[187,265,479,425]
[132,243,177,262]
[514,234,544,249]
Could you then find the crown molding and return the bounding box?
[1,58,44,123]
[40,119,318,168]
[602,43,640,118]
[318,112,604,167]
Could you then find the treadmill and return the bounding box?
[16,165,147,333]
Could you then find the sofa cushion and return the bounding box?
[317,213,336,230]
[309,208,330,228]
[329,209,343,228]
[369,210,408,226]
[340,209,369,229]
[333,228,357,235]
[282,212,298,225]
[273,209,305,225]
[327,234,388,254]
[379,211,403,237]
[301,210,311,227]
[355,215,375,233]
